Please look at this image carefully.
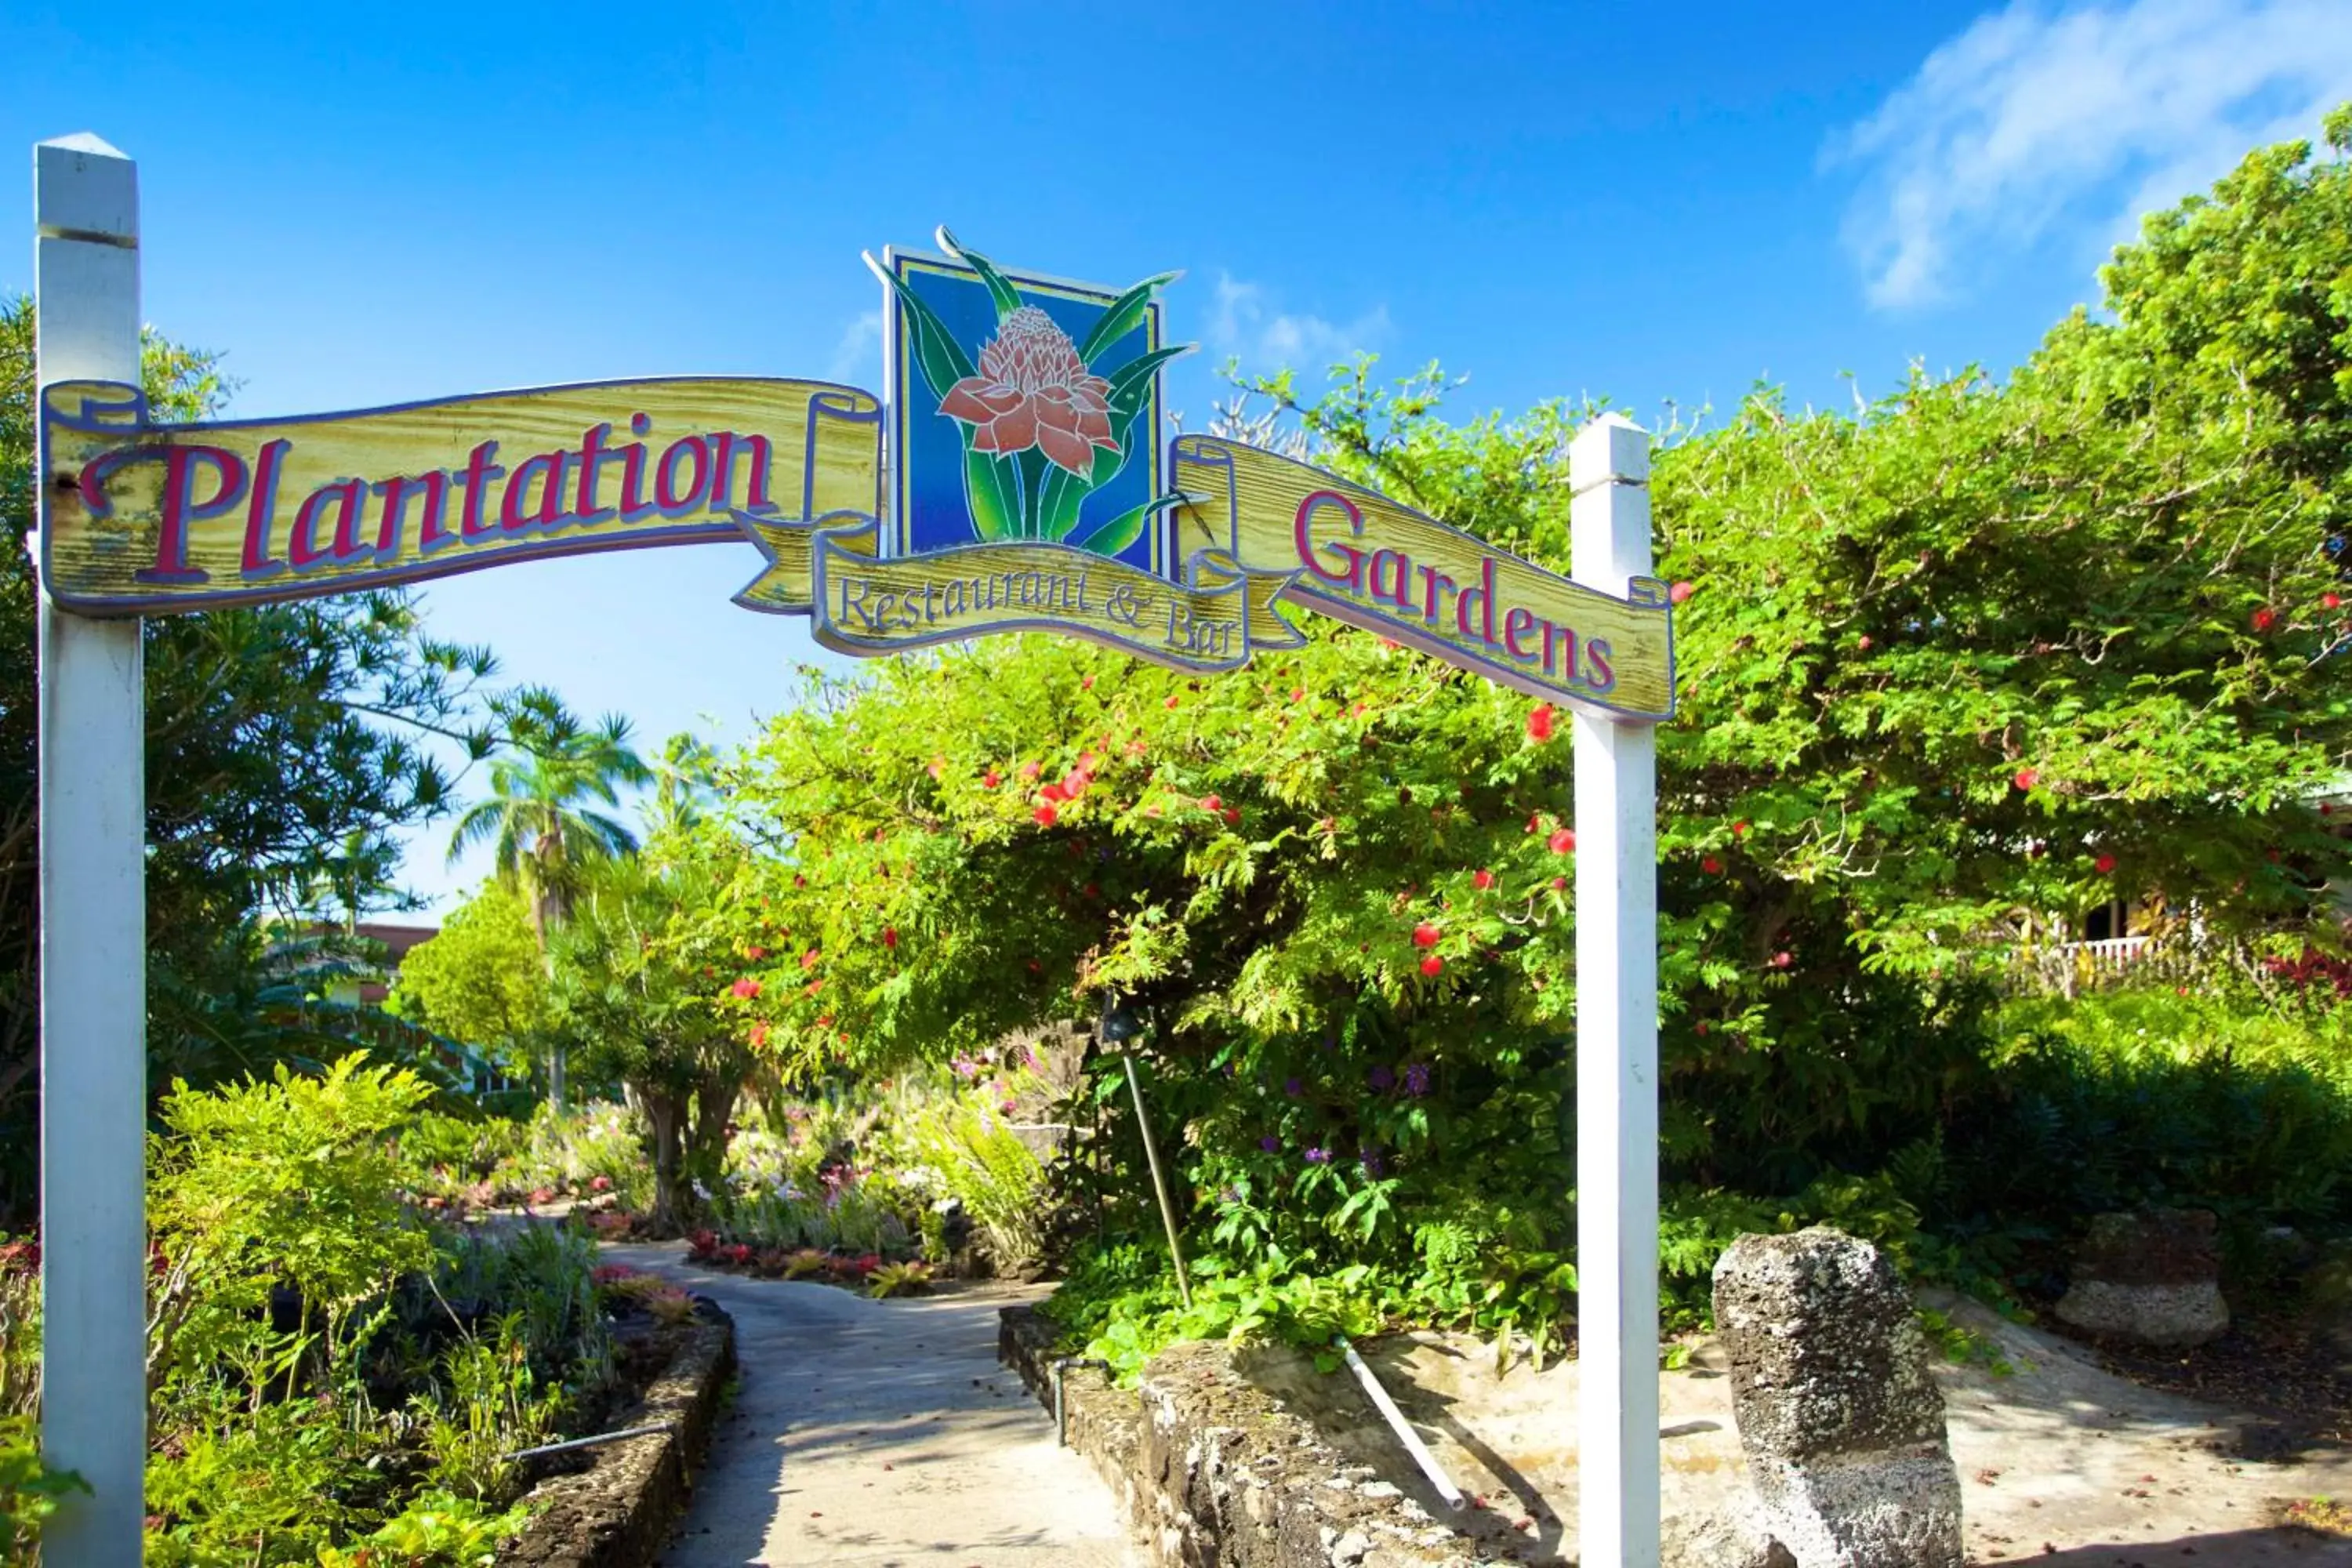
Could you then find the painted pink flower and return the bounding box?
[938,307,1118,477]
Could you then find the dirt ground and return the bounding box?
[1244,1287,2352,1566]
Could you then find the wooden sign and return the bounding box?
[33,229,1673,728]
[1171,434,1675,719]
[38,376,880,615]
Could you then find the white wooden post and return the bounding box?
[1570,412,1661,1567]
[34,132,149,1567]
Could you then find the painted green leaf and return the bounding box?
[937,227,1025,322]
[1102,344,1193,409]
[1036,463,1088,543]
[963,448,1018,543]
[1077,271,1182,368]
[869,257,978,401]
[1067,493,1184,558]
[1012,448,1051,539]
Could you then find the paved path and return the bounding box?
[601,1242,1131,1568]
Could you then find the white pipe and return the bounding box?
[1334,1335,1465,1511]
[503,1421,674,1462]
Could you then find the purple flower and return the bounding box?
[1284,1076,1302,1098]
[1359,1147,1387,1177]
[1369,1065,1396,1092]
[1305,1145,1330,1164]
[1404,1062,1432,1097]
[1259,1135,1279,1153]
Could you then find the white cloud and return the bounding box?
[1831,0,2352,310]
[1208,273,1393,371]
[826,310,882,383]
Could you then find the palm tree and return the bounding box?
[448,703,652,1105]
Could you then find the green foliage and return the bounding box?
[392,885,550,1071]
[0,1414,86,1564]
[90,1061,616,1563]
[902,1087,1047,1273]
[866,1261,933,1298]
[151,1056,440,1384]
[0,1242,33,1421]
[410,1317,557,1501]
[548,842,756,1233]
[1915,1306,2015,1377]
[314,1491,531,1568]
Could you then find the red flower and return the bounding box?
[2095,853,2118,874]
[1164,695,1180,710]
[1732,820,1748,837]
[1200,793,1222,813]
[2253,606,2278,633]
[1548,828,1577,855]
[750,1022,770,1048]
[1223,806,1241,826]
[2328,593,2343,611]
[1290,686,1306,702]
[1700,856,1723,875]
[1038,781,1066,804]
[746,946,766,960]
[801,948,820,969]
[1062,771,1091,797]
[1473,869,1495,891]
[1419,954,1444,978]
[1019,760,1041,781]
[1034,803,1059,826]
[936,307,1117,477]
[1526,703,1555,742]
[1412,921,1441,948]
[982,768,1000,789]
[882,927,899,949]
[1668,581,1694,604]
[731,976,761,1000]
[2014,767,2038,792]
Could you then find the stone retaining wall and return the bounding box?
[500,1308,738,1568]
[1000,1306,1500,1568]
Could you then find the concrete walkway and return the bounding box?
[601,1242,1131,1567]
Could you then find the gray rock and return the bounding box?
[2056,1209,2229,1348]
[1713,1227,1963,1568]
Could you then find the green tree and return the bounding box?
[548,838,754,1234]
[390,883,550,1076]
[447,702,651,1105]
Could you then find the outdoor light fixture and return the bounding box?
[1098,998,1143,1044]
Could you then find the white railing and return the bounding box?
[2008,934,2185,995]
[2070,935,2151,972]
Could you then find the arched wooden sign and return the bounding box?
[39,230,1674,720]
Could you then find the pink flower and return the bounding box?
[732,976,761,1000]
[937,306,1118,477]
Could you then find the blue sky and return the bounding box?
[7,0,2349,914]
